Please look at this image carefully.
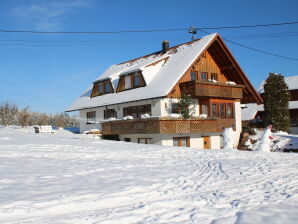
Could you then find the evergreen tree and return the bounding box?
[179,89,193,119]
[263,73,290,132]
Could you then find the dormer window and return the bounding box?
[133,74,142,87]
[98,83,104,94]
[117,70,146,92]
[124,76,131,89]
[91,78,114,98]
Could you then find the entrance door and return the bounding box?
[203,136,210,149]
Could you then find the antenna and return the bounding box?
[189,26,198,40]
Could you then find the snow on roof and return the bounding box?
[67,33,217,111]
[257,101,298,111]
[242,101,298,121]
[241,103,259,121]
[258,75,298,93]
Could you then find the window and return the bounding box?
[133,74,141,87]
[124,75,131,89]
[173,137,190,147]
[98,83,104,94]
[138,138,153,144]
[201,104,208,115]
[190,70,197,81]
[211,103,218,117]
[86,111,96,124]
[171,103,180,114]
[123,104,151,118]
[211,73,218,81]
[227,103,234,118]
[105,82,112,93]
[220,103,226,118]
[124,138,131,142]
[91,80,114,97]
[118,71,146,92]
[104,109,117,119]
[201,72,208,81]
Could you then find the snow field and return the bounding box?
[0,127,298,223]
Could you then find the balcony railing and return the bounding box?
[179,81,244,99]
[102,117,235,135]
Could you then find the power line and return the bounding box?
[0,21,298,34]
[200,21,298,30]
[0,28,187,34]
[198,28,298,61]
[225,31,298,39]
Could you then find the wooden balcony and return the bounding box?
[102,117,235,135]
[179,81,244,99]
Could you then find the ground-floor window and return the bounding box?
[173,137,190,147]
[86,111,96,124]
[124,138,131,142]
[138,138,153,144]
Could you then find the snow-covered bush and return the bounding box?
[199,114,207,119]
[123,115,133,120]
[141,113,150,119]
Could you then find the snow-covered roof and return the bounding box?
[67,33,217,111]
[241,103,259,121]
[258,75,298,93]
[242,100,298,120]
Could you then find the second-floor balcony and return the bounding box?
[179,81,244,99]
[102,117,235,135]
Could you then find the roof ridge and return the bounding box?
[117,37,204,65]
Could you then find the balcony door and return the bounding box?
[203,136,210,149]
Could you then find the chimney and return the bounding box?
[162,40,169,54]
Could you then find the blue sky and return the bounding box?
[0,0,298,114]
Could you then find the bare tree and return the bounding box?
[0,101,18,126]
[17,106,31,127]
[55,113,65,128]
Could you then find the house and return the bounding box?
[242,75,298,127]
[67,33,261,149]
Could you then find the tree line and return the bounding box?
[0,101,79,128]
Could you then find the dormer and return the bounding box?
[116,70,146,92]
[90,78,114,98]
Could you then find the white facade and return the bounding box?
[79,97,200,134]
[79,97,242,150]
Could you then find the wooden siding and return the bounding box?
[168,50,229,98]
[102,117,235,135]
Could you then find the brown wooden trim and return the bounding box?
[116,71,146,92]
[91,80,114,98]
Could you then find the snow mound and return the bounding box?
[223,128,235,149]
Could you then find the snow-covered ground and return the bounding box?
[0,127,298,224]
